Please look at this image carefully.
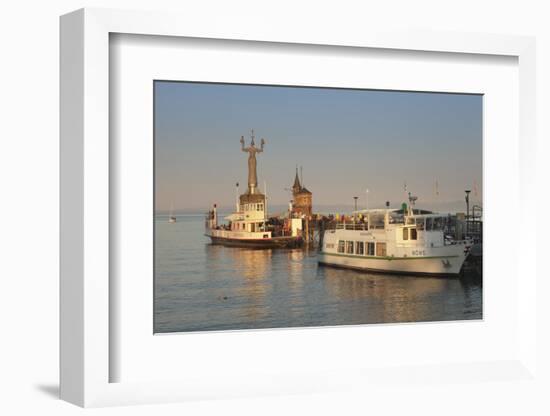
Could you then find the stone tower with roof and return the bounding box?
[291,167,313,217]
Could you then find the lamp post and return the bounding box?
[465,189,471,236]
[472,204,482,242]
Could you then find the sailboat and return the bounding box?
[168,203,177,223]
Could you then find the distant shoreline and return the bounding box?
[155,202,476,217]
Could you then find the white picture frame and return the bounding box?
[60,8,537,407]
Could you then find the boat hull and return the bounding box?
[318,252,467,276]
[208,235,302,249]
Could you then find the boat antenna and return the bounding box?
[264,180,268,224]
[235,182,240,211]
[408,192,418,215]
[403,180,408,211]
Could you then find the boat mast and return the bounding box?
[235,182,239,211]
[264,180,267,230]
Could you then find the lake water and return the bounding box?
[154,215,482,333]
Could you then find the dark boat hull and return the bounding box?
[208,235,302,249]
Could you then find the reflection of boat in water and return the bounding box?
[319,202,471,276]
[205,131,302,249]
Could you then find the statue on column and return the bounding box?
[240,130,265,194]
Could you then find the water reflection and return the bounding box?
[205,245,273,321]
[322,268,462,323]
[155,216,482,333]
[287,249,306,292]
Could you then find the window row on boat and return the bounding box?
[328,240,387,257]
[335,215,450,232]
[240,203,264,212]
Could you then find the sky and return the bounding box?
[154,81,482,214]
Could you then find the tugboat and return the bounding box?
[318,195,471,276]
[204,131,303,249]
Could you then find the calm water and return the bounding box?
[154,215,482,333]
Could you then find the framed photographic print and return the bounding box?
[153,80,483,335]
[60,8,538,407]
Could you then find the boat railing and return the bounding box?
[334,223,370,231]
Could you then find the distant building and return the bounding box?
[291,167,312,217]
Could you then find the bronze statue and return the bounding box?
[240,130,265,194]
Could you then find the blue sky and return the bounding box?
[155,81,482,213]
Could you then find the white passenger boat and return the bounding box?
[319,208,470,276]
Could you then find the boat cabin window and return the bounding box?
[356,241,364,255]
[367,242,375,256]
[369,213,385,230]
[388,212,404,224]
[425,217,446,231]
[403,228,409,240]
[406,217,415,225]
[416,218,425,231]
[410,228,418,240]
[346,241,354,254]
[426,217,433,231]
[337,240,345,253]
[376,242,387,257]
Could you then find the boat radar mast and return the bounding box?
[408,191,418,215]
[240,129,265,195]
